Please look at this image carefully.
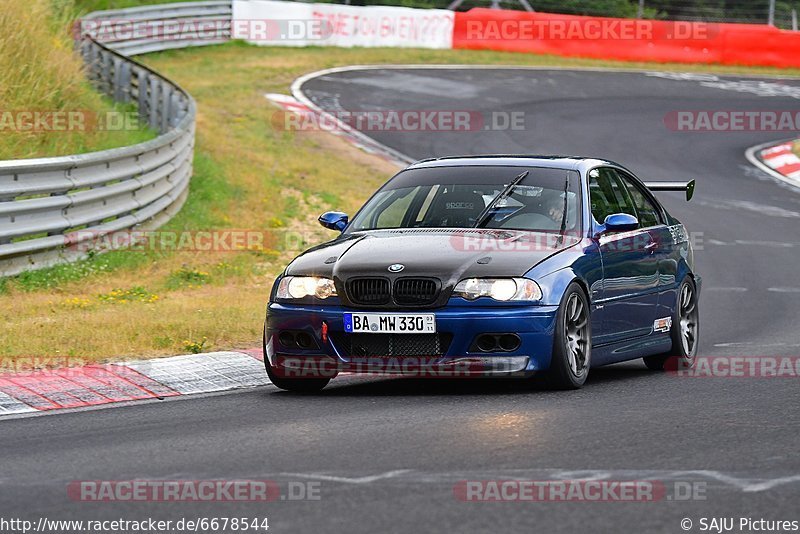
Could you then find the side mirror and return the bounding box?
[598,213,639,235]
[318,211,349,232]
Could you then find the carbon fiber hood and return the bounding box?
[286,229,577,306]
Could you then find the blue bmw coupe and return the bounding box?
[264,156,699,390]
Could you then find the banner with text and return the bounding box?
[232,0,454,49]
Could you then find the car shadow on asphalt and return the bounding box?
[266,361,655,397]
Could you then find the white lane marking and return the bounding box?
[672,470,800,492]
[551,470,613,481]
[694,199,800,218]
[282,470,412,484]
[706,287,749,292]
[700,79,800,99]
[271,469,800,493]
[739,163,778,183]
[713,341,800,347]
[767,287,800,293]
[706,239,799,248]
[740,475,800,492]
[554,470,800,493]
[705,287,800,295]
[735,239,795,248]
[645,72,722,82]
[706,239,800,248]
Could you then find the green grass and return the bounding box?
[169,151,241,230]
[9,249,147,292]
[0,0,158,160]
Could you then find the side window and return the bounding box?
[617,171,662,228]
[588,167,636,224]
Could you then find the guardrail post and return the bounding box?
[170,92,181,128]
[149,75,160,131]
[87,43,100,85]
[80,39,91,65]
[101,50,113,96]
[161,81,173,133]
[121,61,132,103]
[137,69,149,122]
[113,57,124,102]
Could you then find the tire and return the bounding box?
[263,330,331,392]
[543,282,591,389]
[643,277,699,371]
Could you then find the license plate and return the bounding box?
[343,313,436,334]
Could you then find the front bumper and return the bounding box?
[265,302,559,377]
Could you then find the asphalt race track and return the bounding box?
[2,68,799,533]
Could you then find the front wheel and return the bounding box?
[543,282,591,389]
[643,277,699,371]
[263,331,331,392]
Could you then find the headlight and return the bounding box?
[276,276,337,299]
[453,277,542,302]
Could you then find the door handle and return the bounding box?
[644,241,658,252]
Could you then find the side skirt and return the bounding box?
[590,334,673,367]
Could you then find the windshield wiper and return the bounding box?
[474,170,529,228]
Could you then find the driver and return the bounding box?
[544,193,566,225]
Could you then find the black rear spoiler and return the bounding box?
[644,180,695,201]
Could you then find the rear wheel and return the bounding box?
[643,277,699,371]
[263,330,331,392]
[544,282,591,389]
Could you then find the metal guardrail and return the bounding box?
[0,1,232,276]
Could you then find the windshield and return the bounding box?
[346,166,582,233]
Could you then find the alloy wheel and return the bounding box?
[565,293,590,377]
[679,283,699,356]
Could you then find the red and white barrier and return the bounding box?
[452,9,800,69]
[233,0,800,68]
[233,0,453,48]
